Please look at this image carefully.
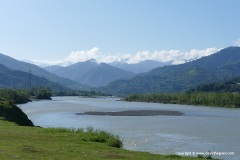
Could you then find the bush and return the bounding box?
[36,88,52,100]
[44,127,123,148]
[0,100,33,126]
[0,89,29,104]
[85,127,123,148]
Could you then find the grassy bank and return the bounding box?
[0,120,214,160]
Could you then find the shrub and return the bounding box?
[44,127,123,148]
[0,99,33,126]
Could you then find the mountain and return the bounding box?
[0,64,67,91]
[111,60,172,73]
[44,65,63,72]
[191,76,240,93]
[0,53,86,90]
[47,60,136,87]
[48,59,99,83]
[101,46,240,95]
[80,63,136,87]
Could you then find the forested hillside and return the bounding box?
[0,64,67,91]
[192,76,240,93]
[0,53,85,90]
[125,92,240,108]
[102,47,240,95]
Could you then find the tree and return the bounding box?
[36,88,52,100]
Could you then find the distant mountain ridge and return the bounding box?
[0,64,67,90]
[80,63,135,87]
[45,60,136,87]
[110,60,171,73]
[44,65,63,72]
[0,53,86,90]
[101,46,240,95]
[45,59,99,84]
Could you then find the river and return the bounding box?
[18,96,240,160]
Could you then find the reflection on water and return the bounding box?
[18,96,240,160]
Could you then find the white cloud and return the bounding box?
[234,39,240,47]
[29,59,65,67]
[126,47,220,64]
[65,47,100,64]
[31,47,220,66]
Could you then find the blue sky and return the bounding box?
[0,0,240,65]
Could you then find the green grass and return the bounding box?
[0,119,216,160]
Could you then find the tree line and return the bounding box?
[125,92,240,108]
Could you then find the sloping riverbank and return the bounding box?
[0,119,213,160]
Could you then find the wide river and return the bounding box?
[18,96,240,160]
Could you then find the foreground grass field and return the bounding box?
[0,119,213,160]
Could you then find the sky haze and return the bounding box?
[0,0,239,66]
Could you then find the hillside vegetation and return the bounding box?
[124,72,240,108]
[0,64,68,91]
[0,53,86,90]
[192,76,240,93]
[0,90,33,126]
[125,92,240,108]
[102,47,240,95]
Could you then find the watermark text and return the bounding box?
[175,151,234,156]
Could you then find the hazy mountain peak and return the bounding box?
[0,53,86,90]
[110,60,171,73]
[46,60,135,87]
[90,59,97,62]
[85,59,98,64]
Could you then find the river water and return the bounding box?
[18,96,240,160]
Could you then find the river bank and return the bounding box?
[0,93,209,160]
[125,92,240,108]
[18,96,240,160]
[2,119,208,160]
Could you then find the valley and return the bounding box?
[1,47,240,95]
[1,1,239,159]
[1,46,240,160]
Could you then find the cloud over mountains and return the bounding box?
[32,47,220,66]
[235,39,240,47]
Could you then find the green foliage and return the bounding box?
[0,100,33,126]
[126,92,240,108]
[35,87,52,100]
[197,155,204,158]
[191,76,240,93]
[0,89,33,126]
[0,120,207,160]
[44,126,123,148]
[54,90,111,97]
[165,154,182,158]
[0,89,29,104]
